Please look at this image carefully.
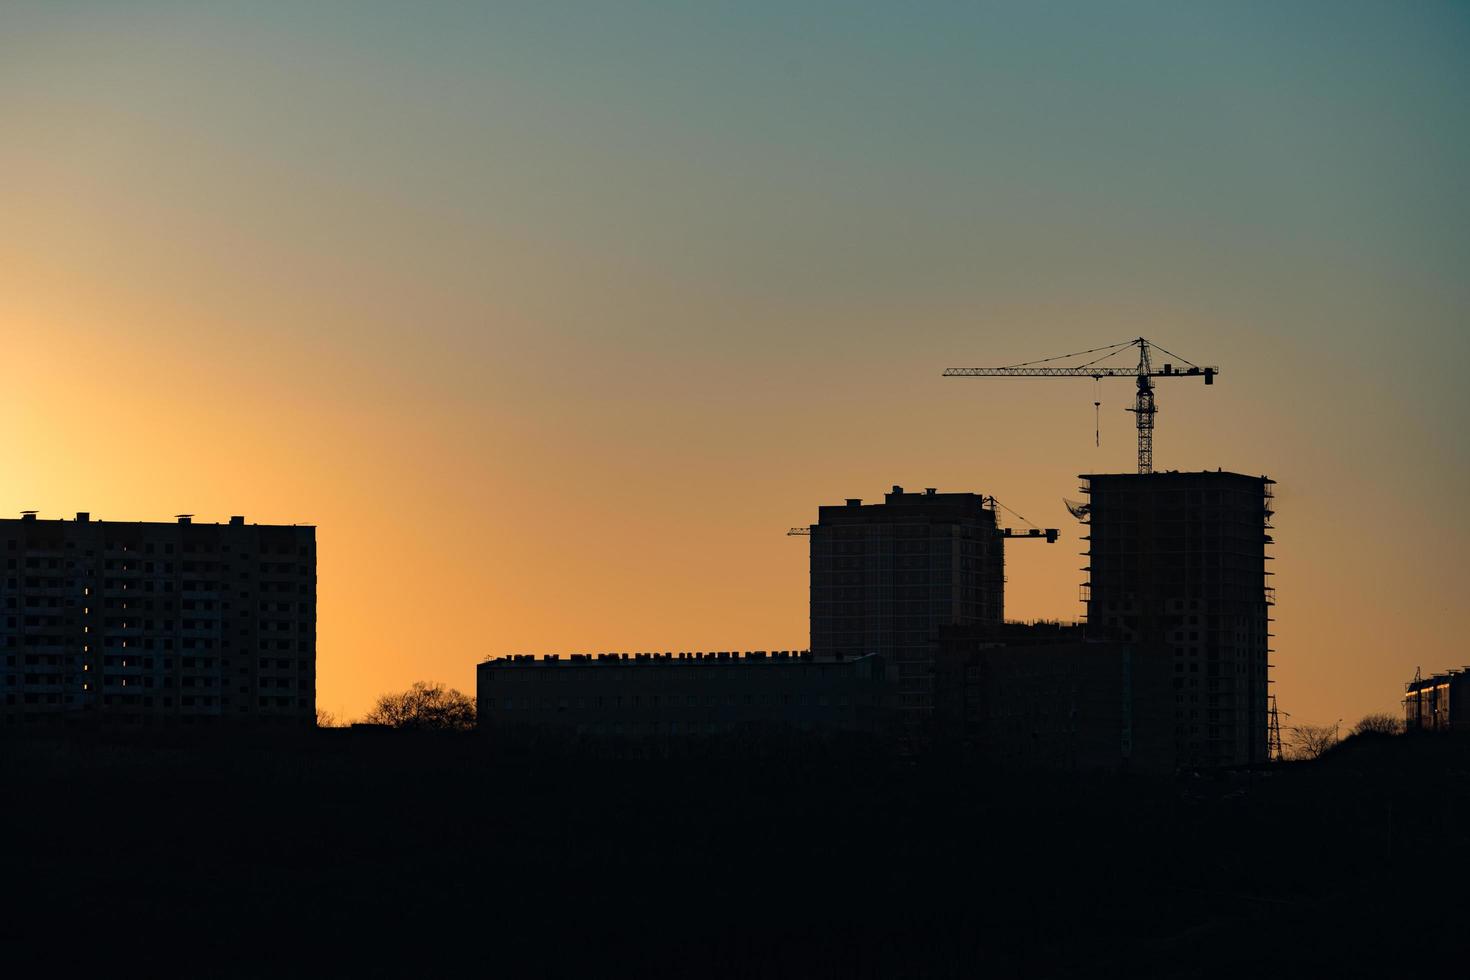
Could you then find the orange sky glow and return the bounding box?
[2,3,1465,727]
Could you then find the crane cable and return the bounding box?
[1000,339,1134,370]
[989,496,1040,530]
[1146,340,1201,370]
[1074,343,1142,371]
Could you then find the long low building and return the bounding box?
[477,650,890,738]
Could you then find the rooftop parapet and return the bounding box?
[480,649,834,667]
[1406,668,1470,692]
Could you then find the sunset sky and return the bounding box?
[2,2,1466,727]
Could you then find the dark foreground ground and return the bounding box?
[2,730,1467,979]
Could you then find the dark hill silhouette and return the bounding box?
[1,729,1465,977]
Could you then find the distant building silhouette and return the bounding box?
[1080,471,1274,767]
[0,513,315,728]
[474,476,1277,770]
[1404,669,1470,732]
[809,487,1003,728]
[477,650,888,738]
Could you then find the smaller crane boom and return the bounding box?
[786,496,1056,542]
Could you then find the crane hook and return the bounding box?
[1093,378,1101,447]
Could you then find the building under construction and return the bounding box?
[1078,471,1274,768]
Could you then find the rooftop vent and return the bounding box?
[20,510,36,521]
[892,485,904,494]
[846,498,862,507]
[176,514,193,524]
[229,516,244,526]
[925,488,937,495]
[76,512,90,523]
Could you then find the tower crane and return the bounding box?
[943,337,1217,474]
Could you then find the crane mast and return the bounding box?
[1131,341,1155,475]
[944,337,1216,474]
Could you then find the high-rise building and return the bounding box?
[809,486,1004,724]
[1079,471,1273,767]
[0,512,316,728]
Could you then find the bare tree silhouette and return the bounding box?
[363,682,476,731]
[1285,721,1341,760]
[1351,713,1403,736]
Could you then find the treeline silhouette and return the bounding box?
[358,680,475,731]
[1,724,1465,977]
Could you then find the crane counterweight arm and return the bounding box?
[1003,527,1059,543]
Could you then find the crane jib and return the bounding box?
[942,367,1218,378]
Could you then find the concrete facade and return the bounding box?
[1080,471,1273,768]
[809,486,1004,726]
[934,622,1176,773]
[0,513,316,728]
[478,650,890,738]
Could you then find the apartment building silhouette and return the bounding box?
[0,512,316,727]
[809,486,1004,726]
